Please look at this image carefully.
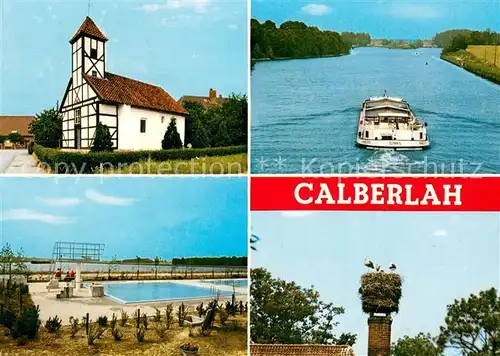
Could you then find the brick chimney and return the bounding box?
[367,315,392,356]
[209,88,217,103]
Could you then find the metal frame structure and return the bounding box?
[52,241,104,262]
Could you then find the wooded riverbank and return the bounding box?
[441,50,500,85]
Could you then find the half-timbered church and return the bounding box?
[59,17,187,150]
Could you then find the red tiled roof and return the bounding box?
[250,344,355,356]
[70,16,108,44]
[0,116,35,136]
[84,72,188,115]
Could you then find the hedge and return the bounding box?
[33,144,247,174]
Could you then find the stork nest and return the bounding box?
[358,272,402,314]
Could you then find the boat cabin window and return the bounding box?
[378,116,410,124]
[358,132,362,138]
[365,131,369,139]
[420,132,423,140]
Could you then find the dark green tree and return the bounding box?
[415,39,424,48]
[213,120,231,147]
[154,256,161,280]
[162,118,183,149]
[182,101,211,148]
[251,268,356,346]
[219,94,248,146]
[91,123,114,152]
[0,243,30,279]
[437,288,499,355]
[250,19,350,60]
[444,34,469,53]
[392,333,442,356]
[171,256,247,267]
[7,132,24,144]
[29,106,62,148]
[341,32,372,47]
[0,243,16,277]
[182,95,247,148]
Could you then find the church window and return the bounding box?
[90,48,98,59]
[75,109,81,125]
[140,119,147,133]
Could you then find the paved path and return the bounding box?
[0,149,46,174]
[29,280,246,324]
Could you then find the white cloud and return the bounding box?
[138,0,209,13]
[432,229,448,237]
[32,15,43,24]
[301,4,331,16]
[36,197,81,207]
[1,209,73,224]
[227,24,238,30]
[281,211,314,218]
[160,14,193,27]
[387,3,440,19]
[85,189,136,206]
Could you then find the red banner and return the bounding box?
[251,176,500,211]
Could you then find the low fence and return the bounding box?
[28,268,247,283]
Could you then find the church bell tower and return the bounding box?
[69,16,108,88]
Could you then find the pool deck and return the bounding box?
[29,279,247,325]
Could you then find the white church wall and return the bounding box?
[99,104,117,128]
[117,105,186,150]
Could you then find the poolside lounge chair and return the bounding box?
[185,307,214,333]
[46,279,61,292]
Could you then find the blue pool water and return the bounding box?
[104,282,233,304]
[203,279,248,288]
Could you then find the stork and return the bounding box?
[364,258,374,269]
[389,263,397,272]
[375,264,381,272]
[250,234,260,251]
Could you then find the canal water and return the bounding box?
[251,47,500,174]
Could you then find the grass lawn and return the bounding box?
[100,154,247,174]
[466,45,500,67]
[442,50,500,84]
[0,313,247,355]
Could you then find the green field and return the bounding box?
[442,49,500,85]
[466,45,500,67]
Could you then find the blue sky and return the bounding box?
[0,177,248,260]
[251,211,500,356]
[252,0,500,39]
[0,0,248,115]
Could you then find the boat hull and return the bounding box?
[356,138,430,151]
[356,95,430,151]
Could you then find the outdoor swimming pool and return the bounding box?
[103,282,234,304]
[203,279,248,288]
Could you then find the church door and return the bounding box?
[75,125,82,149]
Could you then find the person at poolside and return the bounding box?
[69,268,75,278]
[55,269,61,278]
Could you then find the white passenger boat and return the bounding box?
[356,93,430,150]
